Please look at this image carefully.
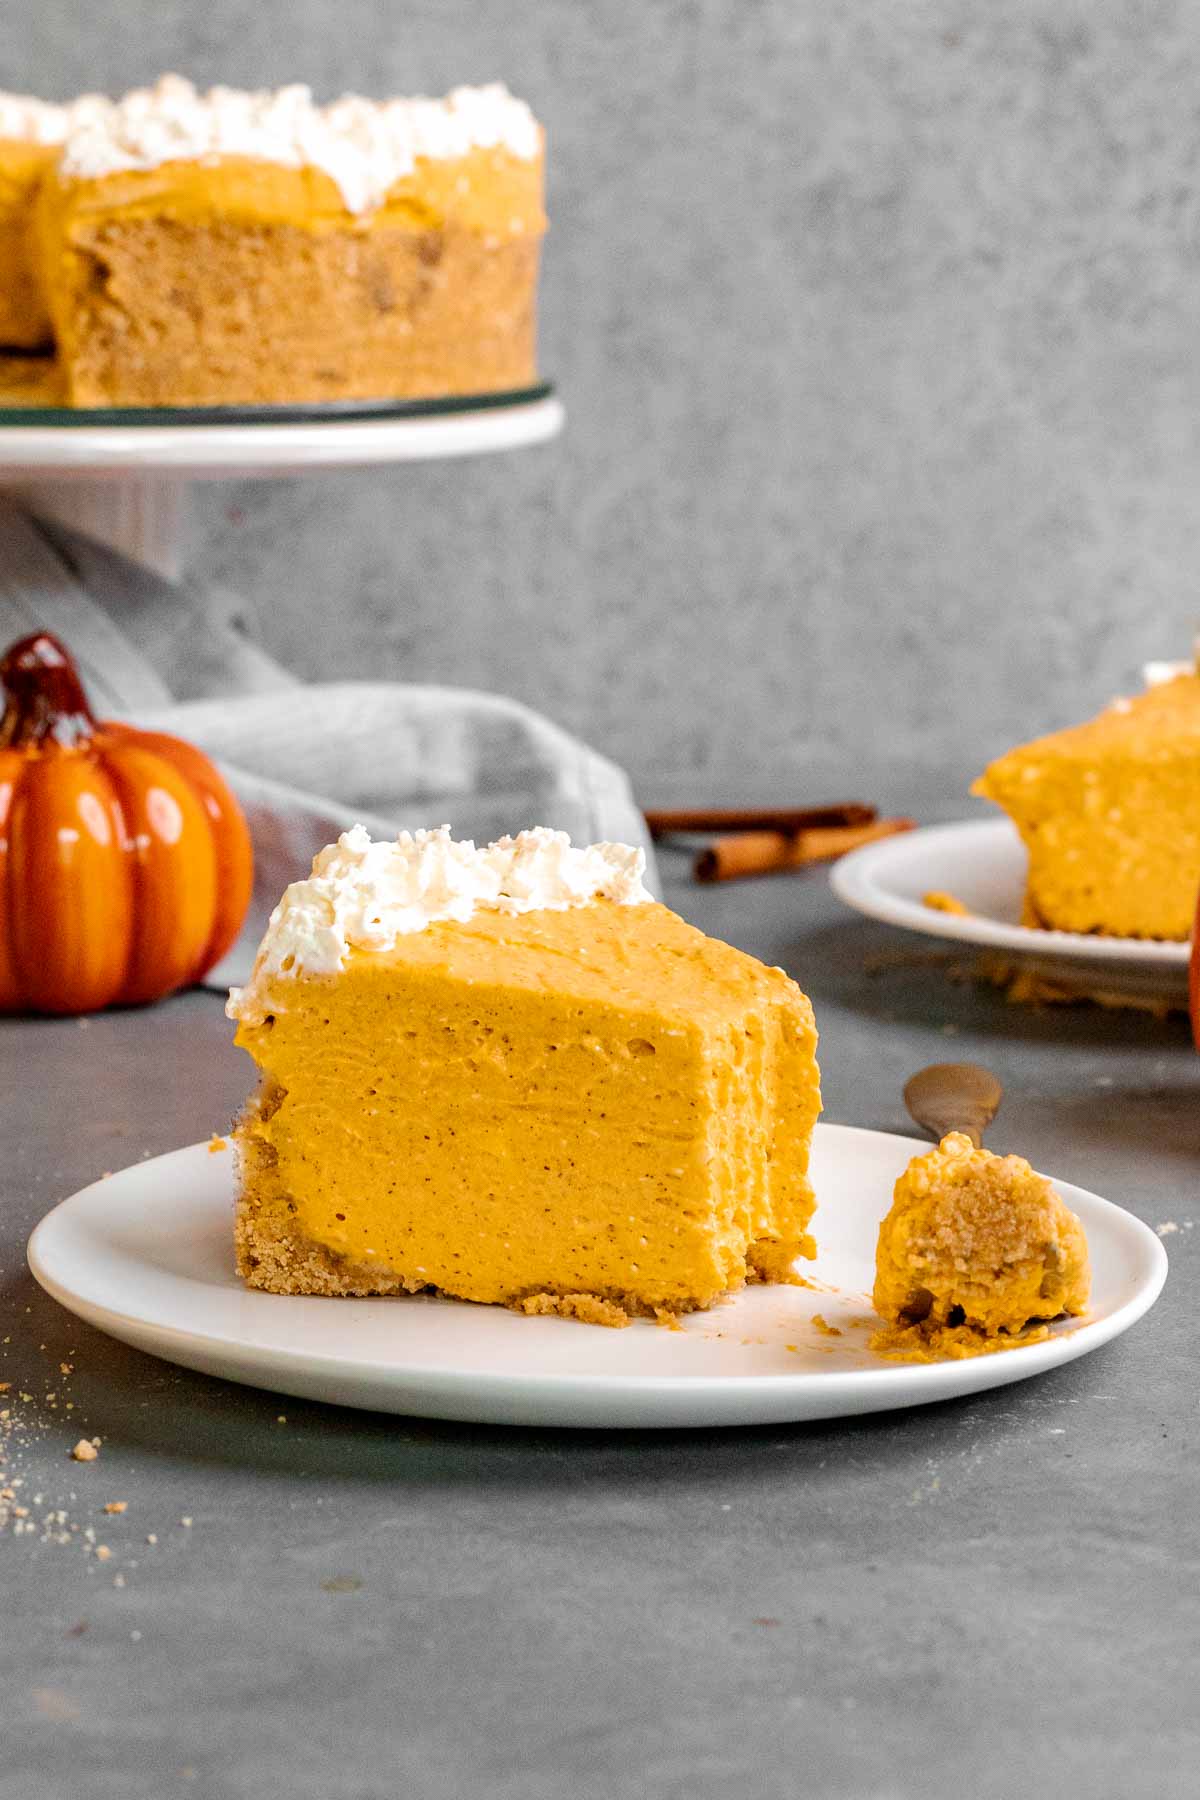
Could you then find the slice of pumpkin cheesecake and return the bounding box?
[227,826,821,1324]
[972,663,1200,940]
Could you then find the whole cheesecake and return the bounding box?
[32,76,545,407]
[0,92,77,349]
[227,827,822,1325]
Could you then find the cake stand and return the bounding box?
[0,384,563,578]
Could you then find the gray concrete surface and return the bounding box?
[6,4,1200,780]
[2,769,1197,1800]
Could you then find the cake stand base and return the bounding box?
[6,476,187,579]
[0,388,563,582]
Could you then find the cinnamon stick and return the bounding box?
[694,817,916,883]
[644,803,876,840]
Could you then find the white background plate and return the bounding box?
[26,1124,1166,1429]
[832,818,1189,1001]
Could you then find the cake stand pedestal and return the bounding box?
[6,475,187,578]
[0,388,563,579]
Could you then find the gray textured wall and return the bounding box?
[7,3,1200,783]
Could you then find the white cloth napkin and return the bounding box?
[0,498,658,989]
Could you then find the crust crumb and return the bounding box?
[869,1318,1053,1362]
[514,1292,631,1329]
[811,1313,842,1337]
[71,1439,98,1462]
[923,890,971,916]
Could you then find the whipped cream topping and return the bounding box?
[1109,646,1200,713]
[227,826,651,1023]
[59,75,540,213]
[0,90,108,146]
[1142,659,1195,688]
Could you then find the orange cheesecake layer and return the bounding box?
[38,146,545,406]
[0,138,57,348]
[973,672,1200,940]
[231,900,822,1320]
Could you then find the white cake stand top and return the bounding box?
[0,385,563,479]
[0,384,563,575]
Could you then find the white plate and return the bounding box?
[831,819,1189,1002]
[26,1125,1166,1429]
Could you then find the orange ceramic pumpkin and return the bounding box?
[0,631,253,1014]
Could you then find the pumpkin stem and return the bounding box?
[0,632,98,749]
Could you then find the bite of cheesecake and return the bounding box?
[872,1131,1089,1359]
